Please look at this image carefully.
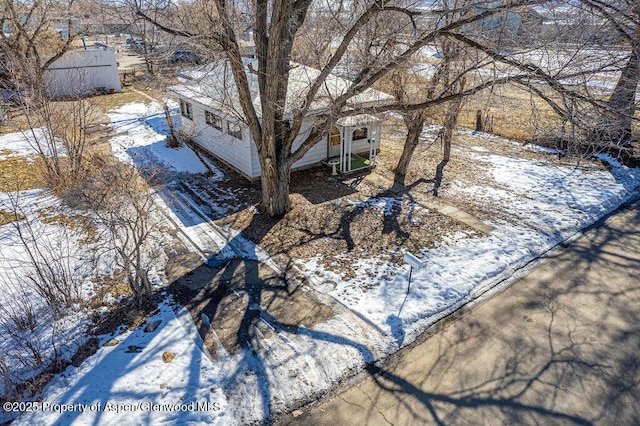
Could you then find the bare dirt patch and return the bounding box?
[217,167,471,279]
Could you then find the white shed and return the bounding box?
[44,46,122,98]
[168,59,392,179]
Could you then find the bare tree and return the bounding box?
[128,0,640,217]
[163,101,181,148]
[0,0,78,95]
[79,161,164,306]
[19,95,101,190]
[580,0,640,149]
[1,192,88,311]
[132,0,557,216]
[391,33,471,186]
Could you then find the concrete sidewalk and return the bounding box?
[283,200,640,425]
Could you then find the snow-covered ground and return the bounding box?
[0,104,232,424]
[0,136,94,408]
[10,301,229,426]
[4,101,640,425]
[0,129,65,159]
[108,101,224,180]
[306,149,640,348]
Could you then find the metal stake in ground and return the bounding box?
[403,252,423,294]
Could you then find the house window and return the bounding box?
[353,127,368,140]
[227,121,242,139]
[205,110,223,130]
[180,100,193,120]
[330,126,341,146]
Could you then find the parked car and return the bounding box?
[171,50,202,64]
[125,36,142,46]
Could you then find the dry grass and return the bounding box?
[0,112,32,135]
[37,207,99,244]
[88,88,154,111]
[0,208,24,225]
[0,156,46,191]
[0,89,150,135]
[376,73,568,142]
[458,84,564,141]
[131,76,177,102]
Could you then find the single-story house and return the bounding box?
[44,45,121,98]
[168,59,393,179]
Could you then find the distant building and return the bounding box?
[470,4,544,44]
[44,46,121,98]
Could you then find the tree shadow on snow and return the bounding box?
[29,302,214,426]
[160,177,431,423]
[37,196,640,426]
[282,200,640,425]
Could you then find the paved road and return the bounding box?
[284,200,640,425]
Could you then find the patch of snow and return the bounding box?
[348,197,410,217]
[304,151,640,349]
[0,190,95,401]
[13,302,230,425]
[410,62,436,79]
[470,145,490,152]
[526,143,563,155]
[595,153,622,168]
[108,102,222,178]
[384,111,404,121]
[0,128,65,159]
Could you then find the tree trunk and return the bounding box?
[163,103,180,148]
[259,153,292,217]
[394,111,426,186]
[475,109,483,132]
[442,98,463,162]
[603,48,640,145]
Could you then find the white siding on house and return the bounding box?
[183,101,256,178]
[350,126,381,154]
[248,138,260,177]
[292,137,327,170]
[173,94,382,179]
[248,117,328,176]
[168,60,391,179]
[293,117,330,169]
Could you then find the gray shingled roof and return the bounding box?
[168,58,393,119]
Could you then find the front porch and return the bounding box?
[325,114,381,174]
[325,153,374,175]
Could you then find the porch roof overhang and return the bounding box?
[336,114,381,128]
